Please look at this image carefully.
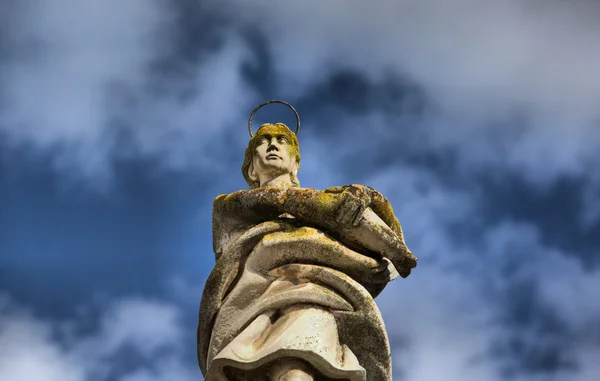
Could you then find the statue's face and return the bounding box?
[252,131,297,179]
[242,123,300,188]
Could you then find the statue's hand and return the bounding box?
[327,184,372,227]
[396,249,418,278]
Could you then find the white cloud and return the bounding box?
[3,0,599,211]
[0,1,258,187]
[380,270,502,381]
[363,164,503,380]
[95,299,183,357]
[221,0,600,187]
[0,303,86,381]
[3,0,599,195]
[363,164,600,381]
[0,295,197,381]
[122,31,258,174]
[1,0,170,176]
[376,218,600,381]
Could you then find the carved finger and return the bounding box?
[369,269,392,284]
[339,203,357,225]
[390,253,416,277]
[399,267,412,278]
[334,193,352,224]
[338,194,359,225]
[352,195,370,226]
[402,250,418,269]
[369,259,401,284]
[404,259,417,270]
[351,204,366,226]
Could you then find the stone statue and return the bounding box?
[198,100,417,381]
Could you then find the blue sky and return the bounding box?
[1,1,599,380]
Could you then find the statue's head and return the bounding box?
[242,122,301,188]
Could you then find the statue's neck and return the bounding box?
[260,173,294,188]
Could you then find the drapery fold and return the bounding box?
[198,220,393,381]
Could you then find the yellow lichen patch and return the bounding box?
[285,227,317,238]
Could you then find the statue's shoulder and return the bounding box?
[213,190,245,199]
[212,190,247,206]
[212,193,227,208]
[212,189,268,215]
[212,192,238,214]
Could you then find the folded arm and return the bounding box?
[212,185,417,277]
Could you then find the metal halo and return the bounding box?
[248,100,300,137]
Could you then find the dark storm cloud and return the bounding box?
[491,279,578,378]
[478,175,600,265]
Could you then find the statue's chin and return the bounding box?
[260,161,289,172]
[258,165,293,181]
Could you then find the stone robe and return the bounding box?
[198,188,412,381]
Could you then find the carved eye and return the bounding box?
[278,137,289,144]
[259,137,269,145]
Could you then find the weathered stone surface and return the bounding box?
[198,121,417,381]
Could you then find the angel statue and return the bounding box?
[197,100,417,381]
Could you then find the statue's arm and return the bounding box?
[323,185,416,277]
[213,187,343,225]
[324,185,404,236]
[212,188,337,258]
[213,186,417,277]
[365,186,405,242]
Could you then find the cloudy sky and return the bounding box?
[1,0,599,380]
